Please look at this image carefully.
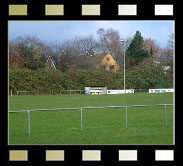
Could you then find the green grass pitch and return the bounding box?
[9,93,174,145]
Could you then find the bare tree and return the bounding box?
[97,28,122,56]
[97,28,123,67]
[52,35,101,70]
[71,35,100,56]
[158,33,174,67]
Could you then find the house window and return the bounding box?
[107,58,110,61]
[110,65,115,70]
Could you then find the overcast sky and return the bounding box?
[9,21,174,48]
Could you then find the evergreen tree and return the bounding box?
[126,31,148,67]
[149,47,154,57]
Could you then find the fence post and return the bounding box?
[165,104,167,127]
[17,91,18,96]
[126,106,128,128]
[80,108,83,131]
[28,111,30,136]
[11,89,13,96]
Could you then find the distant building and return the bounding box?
[162,66,171,74]
[154,60,171,74]
[153,60,161,65]
[101,54,120,71]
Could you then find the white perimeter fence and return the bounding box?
[15,90,85,96]
[9,104,174,136]
[10,89,174,96]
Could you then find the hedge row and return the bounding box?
[9,67,173,92]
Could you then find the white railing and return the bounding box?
[59,90,85,95]
[9,104,174,136]
[16,91,42,96]
[15,90,85,95]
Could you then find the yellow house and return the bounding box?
[101,54,120,71]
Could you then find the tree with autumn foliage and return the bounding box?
[138,39,161,68]
[9,36,48,70]
[9,42,25,68]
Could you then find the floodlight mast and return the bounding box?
[121,39,128,93]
